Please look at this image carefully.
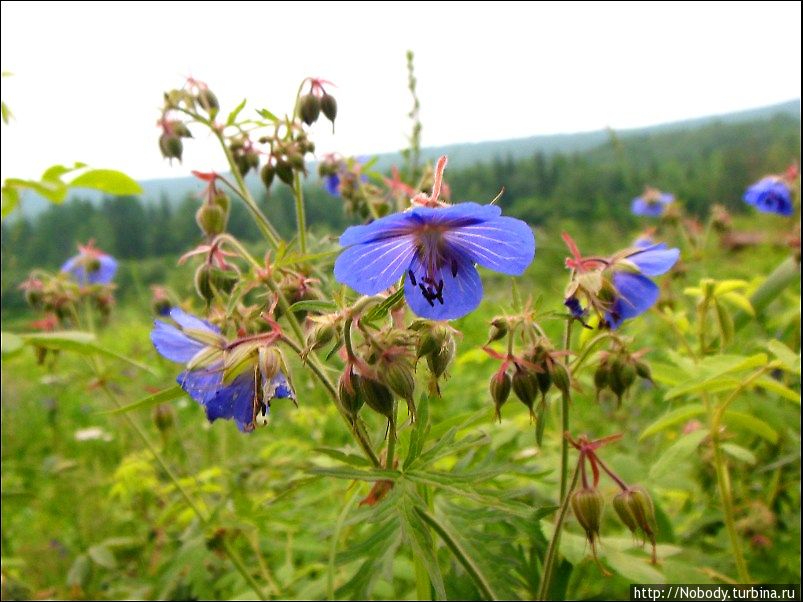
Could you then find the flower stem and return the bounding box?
[537,458,581,600]
[559,319,574,501]
[386,406,397,469]
[293,170,308,254]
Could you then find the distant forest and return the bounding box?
[1,112,799,311]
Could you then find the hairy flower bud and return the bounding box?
[609,355,637,405]
[275,159,294,186]
[550,362,571,396]
[321,93,337,123]
[593,360,609,401]
[197,89,219,115]
[159,133,183,162]
[306,321,336,351]
[613,485,658,563]
[195,203,227,238]
[490,369,511,422]
[486,318,508,344]
[359,376,394,420]
[299,94,321,126]
[260,163,275,190]
[572,487,604,549]
[512,366,538,417]
[426,336,455,379]
[338,368,364,421]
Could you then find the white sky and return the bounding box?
[1,1,800,182]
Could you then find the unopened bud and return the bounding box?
[426,336,455,379]
[593,361,609,401]
[159,133,183,162]
[197,89,219,115]
[551,362,571,396]
[171,121,193,138]
[609,355,637,404]
[359,377,394,420]
[321,93,337,122]
[195,203,227,238]
[635,361,652,382]
[490,369,511,422]
[299,94,321,126]
[486,318,508,344]
[260,163,275,190]
[306,322,336,351]
[512,366,538,416]
[275,159,294,186]
[258,346,281,380]
[338,368,364,421]
[613,485,658,563]
[571,487,604,548]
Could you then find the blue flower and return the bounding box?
[324,173,341,197]
[605,243,680,329]
[631,188,674,218]
[743,177,793,216]
[334,155,534,320]
[61,242,117,285]
[150,308,295,432]
[335,201,535,320]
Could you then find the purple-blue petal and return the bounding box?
[339,211,419,245]
[268,372,294,400]
[151,320,207,363]
[626,244,680,276]
[60,253,117,285]
[177,365,223,405]
[743,178,793,216]
[324,173,341,197]
[404,251,482,320]
[169,307,220,333]
[565,296,585,318]
[606,272,660,329]
[334,234,416,294]
[444,214,535,275]
[204,370,256,432]
[631,197,665,218]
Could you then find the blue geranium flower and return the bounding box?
[61,242,117,285]
[631,187,674,217]
[743,177,793,216]
[151,308,295,432]
[324,173,341,197]
[605,243,680,329]
[334,156,534,320]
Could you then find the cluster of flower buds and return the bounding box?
[593,346,652,406]
[158,79,220,163]
[483,313,570,442]
[412,321,457,395]
[260,131,316,189]
[158,118,193,164]
[178,240,240,306]
[710,204,733,234]
[567,433,659,567]
[298,78,337,129]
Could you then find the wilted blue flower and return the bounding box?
[61,242,117,285]
[743,177,793,216]
[563,233,679,330]
[334,156,535,320]
[151,308,295,432]
[631,187,674,218]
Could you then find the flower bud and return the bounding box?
[152,403,175,433]
[171,121,193,138]
[609,355,637,405]
[613,485,658,563]
[159,133,183,162]
[258,346,281,381]
[338,368,364,421]
[306,321,336,351]
[512,366,539,417]
[635,360,653,383]
[195,203,227,238]
[275,159,294,186]
[571,487,604,549]
[321,93,337,123]
[486,318,508,344]
[197,89,219,115]
[260,163,275,190]
[550,362,571,396]
[593,361,609,401]
[490,369,511,422]
[426,335,455,379]
[359,376,394,420]
[299,94,321,126]
[194,263,215,303]
[383,362,415,405]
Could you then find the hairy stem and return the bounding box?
[293,170,308,254]
[559,319,574,501]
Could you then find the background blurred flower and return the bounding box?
[743,177,793,216]
[61,241,117,285]
[631,187,674,217]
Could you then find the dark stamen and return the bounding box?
[451,260,458,278]
[408,270,417,286]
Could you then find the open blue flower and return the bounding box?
[743,177,793,216]
[61,242,117,285]
[605,243,680,329]
[631,188,674,218]
[150,308,294,432]
[334,201,535,320]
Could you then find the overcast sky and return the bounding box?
[1,1,800,182]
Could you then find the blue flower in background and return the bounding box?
[150,308,294,432]
[743,177,793,216]
[324,173,341,197]
[61,242,117,285]
[605,243,680,329]
[631,187,675,217]
[335,156,535,320]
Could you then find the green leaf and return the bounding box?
[287,300,338,314]
[1,184,20,217]
[5,176,68,203]
[257,108,278,122]
[639,404,706,440]
[308,466,399,482]
[713,279,748,295]
[720,291,754,316]
[42,162,86,182]
[98,385,184,415]
[1,100,12,125]
[722,411,778,444]
[754,377,801,404]
[69,169,142,196]
[721,443,757,465]
[314,447,372,468]
[226,98,247,126]
[67,554,91,588]
[362,288,404,322]
[766,340,801,376]
[87,544,117,569]
[19,331,157,374]
[664,353,768,400]
[604,548,665,583]
[403,394,431,468]
[1,331,24,358]
[714,300,734,347]
[649,430,708,481]
[398,492,446,600]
